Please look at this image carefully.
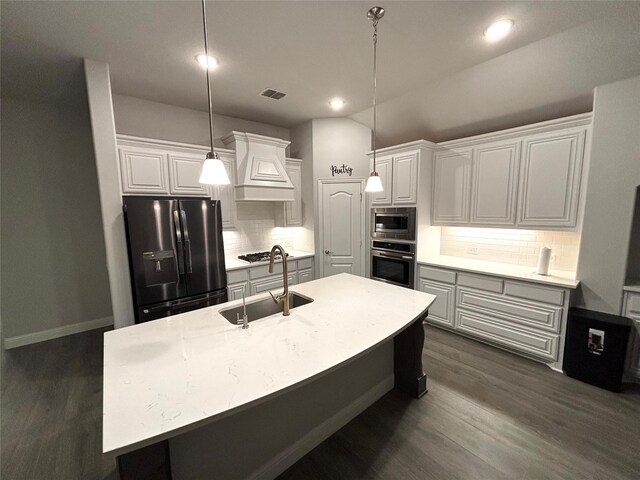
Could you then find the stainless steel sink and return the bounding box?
[218,292,314,325]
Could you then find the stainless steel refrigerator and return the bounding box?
[123,196,228,323]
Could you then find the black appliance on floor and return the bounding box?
[563,307,631,392]
[123,196,228,323]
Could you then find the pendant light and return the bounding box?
[364,6,385,193]
[198,0,230,185]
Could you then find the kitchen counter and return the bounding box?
[624,283,640,293]
[418,255,579,288]
[103,273,435,455]
[225,249,314,271]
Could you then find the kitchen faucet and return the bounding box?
[268,245,290,316]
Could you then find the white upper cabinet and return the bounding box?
[431,114,591,230]
[119,146,170,194]
[432,149,472,224]
[168,153,209,196]
[470,141,520,225]
[517,130,585,228]
[284,159,302,226]
[210,152,237,229]
[392,152,419,204]
[370,156,393,205]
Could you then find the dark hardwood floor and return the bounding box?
[2,325,639,479]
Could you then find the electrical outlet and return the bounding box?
[467,246,479,255]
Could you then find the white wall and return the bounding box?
[576,75,640,314]
[291,118,371,276]
[112,94,290,147]
[0,96,113,343]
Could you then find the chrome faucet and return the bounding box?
[268,245,290,316]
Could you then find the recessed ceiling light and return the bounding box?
[329,98,345,110]
[484,19,514,43]
[195,54,219,70]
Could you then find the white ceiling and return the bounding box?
[2,1,639,144]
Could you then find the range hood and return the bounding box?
[221,131,294,202]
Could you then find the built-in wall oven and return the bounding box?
[371,207,416,241]
[370,240,415,289]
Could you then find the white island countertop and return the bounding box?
[418,255,579,288]
[103,273,435,455]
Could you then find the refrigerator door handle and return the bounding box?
[180,210,193,274]
[172,210,185,275]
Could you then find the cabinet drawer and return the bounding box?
[298,267,314,284]
[504,281,564,306]
[419,280,455,328]
[455,309,559,361]
[250,261,296,279]
[456,287,562,333]
[457,273,503,293]
[250,273,297,295]
[227,269,249,284]
[418,265,456,285]
[297,257,313,270]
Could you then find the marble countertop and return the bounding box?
[103,273,435,455]
[225,249,314,271]
[418,255,579,288]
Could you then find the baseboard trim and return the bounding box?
[247,374,394,480]
[3,316,114,349]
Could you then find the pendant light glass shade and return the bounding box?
[198,0,229,185]
[199,152,230,185]
[365,7,385,194]
[364,173,383,192]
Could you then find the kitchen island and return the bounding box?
[104,273,436,479]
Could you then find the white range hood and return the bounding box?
[221,131,294,202]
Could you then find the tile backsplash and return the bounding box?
[222,203,294,258]
[440,227,580,272]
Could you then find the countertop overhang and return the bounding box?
[103,273,436,455]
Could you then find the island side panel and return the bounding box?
[169,341,394,480]
[394,314,428,398]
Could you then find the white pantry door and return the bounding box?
[318,179,364,278]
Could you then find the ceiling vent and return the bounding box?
[260,88,287,100]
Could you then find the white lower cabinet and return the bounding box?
[418,264,571,365]
[226,257,314,301]
[418,279,455,328]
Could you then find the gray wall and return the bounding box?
[576,75,640,314]
[112,94,290,147]
[1,97,113,339]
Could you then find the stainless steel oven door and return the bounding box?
[370,250,415,289]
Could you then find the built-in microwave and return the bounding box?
[371,207,416,241]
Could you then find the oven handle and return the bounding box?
[374,213,409,218]
[372,251,414,260]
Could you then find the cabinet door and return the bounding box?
[228,282,248,301]
[119,146,169,194]
[470,141,519,225]
[168,153,209,196]
[432,149,472,224]
[419,279,455,328]
[370,156,393,205]
[392,152,418,205]
[517,130,585,228]
[298,267,314,284]
[285,162,302,226]
[210,153,237,229]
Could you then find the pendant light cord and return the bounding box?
[201,0,217,158]
[372,17,378,174]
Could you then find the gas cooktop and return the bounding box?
[238,251,290,263]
